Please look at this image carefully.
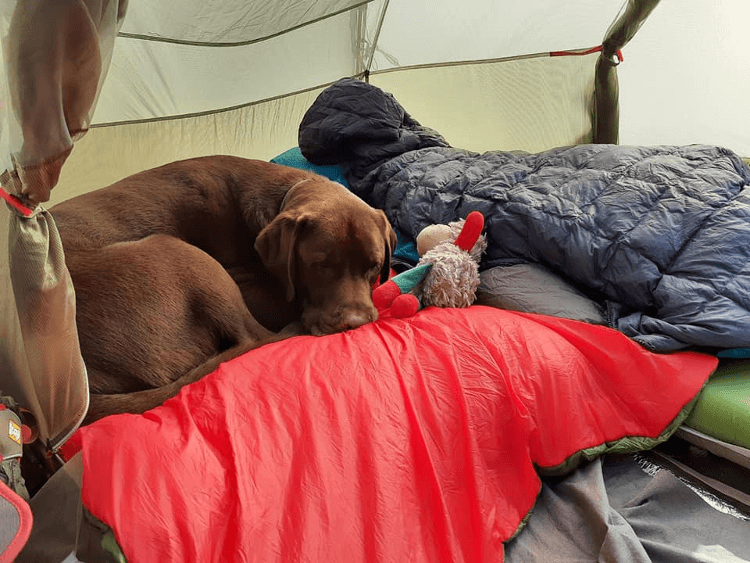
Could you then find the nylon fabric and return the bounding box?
[617,0,750,156]
[684,360,750,450]
[90,0,388,124]
[2,205,89,449]
[47,89,326,206]
[96,15,359,124]
[0,0,126,203]
[119,0,371,45]
[76,307,716,563]
[0,480,32,563]
[371,54,600,154]
[0,0,122,447]
[371,0,624,70]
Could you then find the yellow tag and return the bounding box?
[8,420,21,445]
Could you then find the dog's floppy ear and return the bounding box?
[379,211,398,285]
[255,212,308,301]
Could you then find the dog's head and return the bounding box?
[255,178,397,335]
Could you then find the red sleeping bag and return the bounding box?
[76,307,717,562]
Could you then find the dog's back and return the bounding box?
[52,156,315,330]
[51,156,272,258]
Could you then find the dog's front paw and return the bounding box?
[278,321,306,338]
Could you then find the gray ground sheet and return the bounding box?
[506,454,750,563]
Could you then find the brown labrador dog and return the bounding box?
[51,156,397,423]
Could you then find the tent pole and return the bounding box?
[595,0,662,144]
[361,0,390,82]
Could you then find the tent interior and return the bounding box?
[1,0,750,561]
[36,0,750,202]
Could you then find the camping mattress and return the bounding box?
[684,359,750,450]
[72,306,717,563]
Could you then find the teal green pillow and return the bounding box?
[270,147,349,187]
[718,348,750,359]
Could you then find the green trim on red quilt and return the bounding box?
[537,392,702,478]
[507,389,704,545]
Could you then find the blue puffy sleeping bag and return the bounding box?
[299,79,750,352]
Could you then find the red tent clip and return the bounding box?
[0,186,33,217]
[550,45,624,65]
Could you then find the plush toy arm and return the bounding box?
[453,211,485,252]
[372,263,432,317]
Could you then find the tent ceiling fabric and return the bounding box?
[93,0,630,126]
[371,0,625,71]
[96,15,359,123]
[119,0,372,45]
[93,0,388,124]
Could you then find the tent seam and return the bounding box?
[88,77,366,129]
[368,47,600,76]
[117,0,375,48]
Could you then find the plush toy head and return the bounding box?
[373,211,486,317]
[416,224,452,256]
[418,212,487,308]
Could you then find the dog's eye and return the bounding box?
[313,261,335,273]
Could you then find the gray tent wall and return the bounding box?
[0,0,745,451]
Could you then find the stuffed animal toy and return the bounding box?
[373,211,487,317]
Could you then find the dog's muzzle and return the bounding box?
[304,303,378,335]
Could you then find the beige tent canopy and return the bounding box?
[1,0,749,449]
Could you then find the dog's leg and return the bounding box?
[277,320,306,338]
[73,234,276,400]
